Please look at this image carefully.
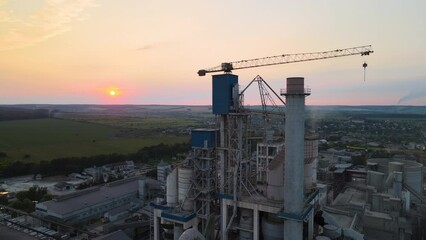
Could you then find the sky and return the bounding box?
[0,0,425,106]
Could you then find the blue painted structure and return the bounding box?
[161,212,196,222]
[191,129,218,148]
[212,74,238,114]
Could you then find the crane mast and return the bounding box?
[198,45,373,76]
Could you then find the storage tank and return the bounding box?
[178,167,193,211]
[304,137,319,192]
[368,158,423,199]
[266,152,284,201]
[304,159,318,192]
[166,168,178,206]
[388,162,404,174]
[402,160,423,195]
[239,208,253,240]
[323,224,339,239]
[262,216,284,240]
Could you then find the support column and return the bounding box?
[253,208,259,240]
[221,201,228,240]
[154,210,160,240]
[308,211,314,240]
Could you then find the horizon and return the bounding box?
[1,103,426,108]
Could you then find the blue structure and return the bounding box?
[212,74,238,114]
[191,129,218,148]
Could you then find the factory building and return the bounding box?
[35,177,154,225]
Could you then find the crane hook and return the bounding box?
[362,62,368,82]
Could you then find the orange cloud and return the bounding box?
[0,0,97,51]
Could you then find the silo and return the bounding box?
[178,167,194,211]
[388,162,404,174]
[239,208,254,240]
[323,224,339,239]
[403,160,423,195]
[266,154,284,201]
[304,137,319,192]
[304,160,318,192]
[367,158,424,202]
[166,168,178,206]
[366,171,384,192]
[262,215,284,240]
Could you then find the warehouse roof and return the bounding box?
[39,177,142,216]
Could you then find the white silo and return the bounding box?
[178,167,194,211]
[166,168,178,206]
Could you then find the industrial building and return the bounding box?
[151,75,321,240]
[35,176,153,225]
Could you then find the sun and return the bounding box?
[109,90,116,96]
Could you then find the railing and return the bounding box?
[280,88,311,95]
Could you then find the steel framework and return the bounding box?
[198,45,373,76]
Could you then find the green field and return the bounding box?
[0,118,188,165]
[58,114,202,131]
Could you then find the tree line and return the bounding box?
[0,107,50,121]
[0,142,190,178]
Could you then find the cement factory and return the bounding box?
[149,46,425,240]
[2,46,426,240]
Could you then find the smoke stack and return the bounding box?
[282,77,310,240]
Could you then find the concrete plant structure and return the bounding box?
[152,75,321,240]
[151,46,384,239]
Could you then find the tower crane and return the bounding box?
[197,45,373,76]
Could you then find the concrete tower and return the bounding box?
[282,77,310,240]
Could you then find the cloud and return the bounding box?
[135,44,155,51]
[0,0,98,51]
[0,9,14,22]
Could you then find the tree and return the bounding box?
[0,195,7,205]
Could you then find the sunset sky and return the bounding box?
[0,0,425,105]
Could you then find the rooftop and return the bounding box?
[39,177,144,215]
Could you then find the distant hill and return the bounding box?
[1,104,425,116]
[0,107,50,121]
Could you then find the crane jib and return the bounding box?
[197,45,373,76]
